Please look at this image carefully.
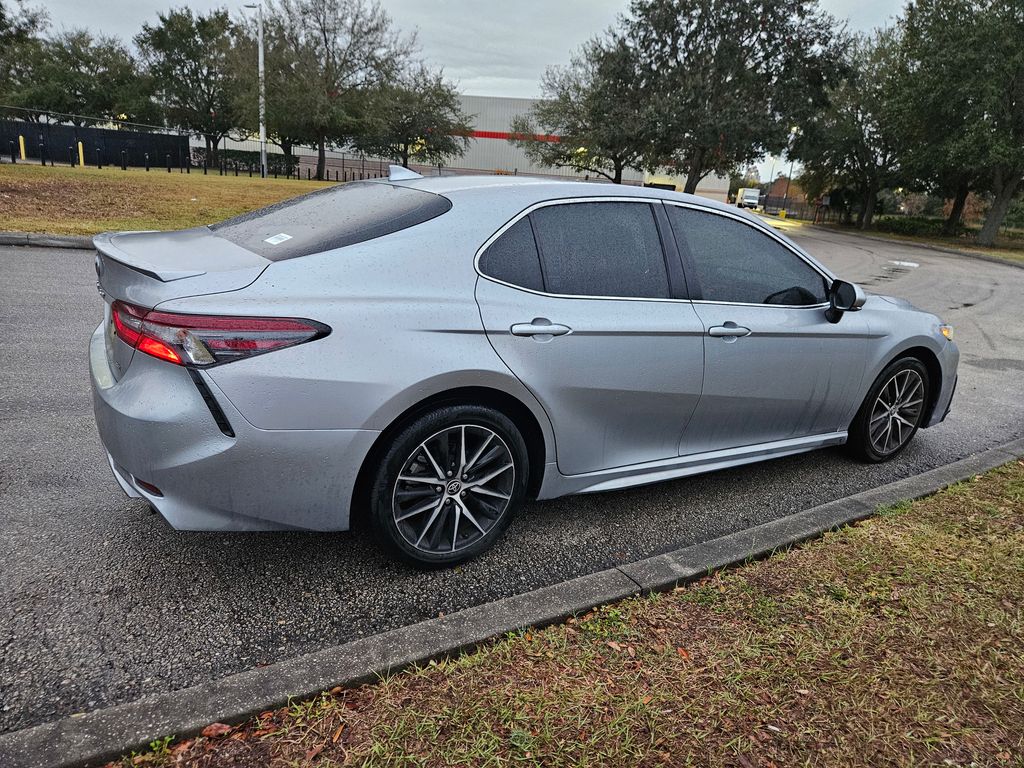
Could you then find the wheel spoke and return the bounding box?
[396,497,442,523]
[465,433,493,472]
[415,502,446,546]
[467,462,513,488]
[398,474,440,486]
[470,485,511,500]
[458,425,467,475]
[451,503,461,551]
[420,443,446,481]
[456,498,487,535]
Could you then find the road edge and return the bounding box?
[797,222,1024,271]
[2,439,1022,768]
[0,232,94,250]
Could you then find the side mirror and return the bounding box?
[825,280,866,323]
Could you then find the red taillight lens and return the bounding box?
[111,300,329,367]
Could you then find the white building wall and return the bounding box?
[431,94,729,203]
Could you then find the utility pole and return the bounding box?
[245,2,267,178]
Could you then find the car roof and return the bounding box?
[390,173,739,214]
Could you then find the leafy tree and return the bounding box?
[12,31,156,124]
[793,31,902,229]
[352,65,472,168]
[136,8,238,165]
[892,1,1024,244]
[622,0,845,193]
[510,38,651,184]
[970,1,1024,245]
[0,0,48,114]
[271,0,412,179]
[892,0,992,234]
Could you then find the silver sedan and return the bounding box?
[90,170,958,566]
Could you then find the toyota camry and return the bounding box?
[90,169,959,566]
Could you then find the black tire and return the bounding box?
[848,357,930,463]
[369,405,529,567]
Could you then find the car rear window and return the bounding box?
[209,181,452,261]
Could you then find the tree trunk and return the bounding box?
[978,169,1022,246]
[681,147,705,194]
[612,158,623,185]
[942,180,970,236]
[860,181,879,229]
[401,145,409,168]
[280,140,292,176]
[316,136,326,180]
[206,135,219,168]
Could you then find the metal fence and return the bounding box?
[0,106,395,181]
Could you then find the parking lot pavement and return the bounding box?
[2,229,1022,735]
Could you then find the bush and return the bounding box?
[874,215,966,238]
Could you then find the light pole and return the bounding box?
[244,2,267,178]
[782,126,800,214]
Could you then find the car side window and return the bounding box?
[529,202,670,299]
[667,206,828,306]
[478,217,545,292]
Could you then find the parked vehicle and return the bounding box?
[736,187,760,208]
[90,169,958,566]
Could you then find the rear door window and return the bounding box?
[478,217,545,292]
[210,182,451,261]
[529,202,670,299]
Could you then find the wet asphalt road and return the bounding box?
[1,227,1023,734]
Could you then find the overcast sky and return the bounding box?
[39,0,903,98]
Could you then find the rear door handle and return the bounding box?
[511,319,573,337]
[708,323,751,338]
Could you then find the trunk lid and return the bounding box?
[94,227,272,380]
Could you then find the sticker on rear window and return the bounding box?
[264,233,293,245]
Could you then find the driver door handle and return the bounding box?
[708,323,751,338]
[511,319,573,337]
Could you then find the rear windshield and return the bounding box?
[209,181,452,261]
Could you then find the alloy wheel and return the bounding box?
[868,369,925,456]
[391,424,515,554]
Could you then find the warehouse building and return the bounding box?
[436,94,729,202]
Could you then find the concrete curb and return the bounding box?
[1,441,1021,768]
[0,232,94,250]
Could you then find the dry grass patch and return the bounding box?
[113,462,1024,768]
[0,163,329,235]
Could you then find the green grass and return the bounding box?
[0,162,330,235]
[112,461,1024,767]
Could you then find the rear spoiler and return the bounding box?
[94,231,208,283]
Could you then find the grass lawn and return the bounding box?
[114,460,1024,767]
[0,163,330,236]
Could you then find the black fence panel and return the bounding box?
[0,119,189,168]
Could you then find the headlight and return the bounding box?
[939,324,953,340]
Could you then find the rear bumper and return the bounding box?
[89,323,379,531]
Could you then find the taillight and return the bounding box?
[111,300,329,367]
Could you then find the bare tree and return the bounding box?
[272,0,414,179]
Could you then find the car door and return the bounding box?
[665,203,871,456]
[474,199,705,476]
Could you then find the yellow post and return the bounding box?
[18,135,26,160]
[77,141,85,167]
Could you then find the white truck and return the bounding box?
[736,187,760,209]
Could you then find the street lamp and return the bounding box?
[243,2,267,178]
[782,126,800,214]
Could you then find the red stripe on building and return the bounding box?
[470,130,560,143]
